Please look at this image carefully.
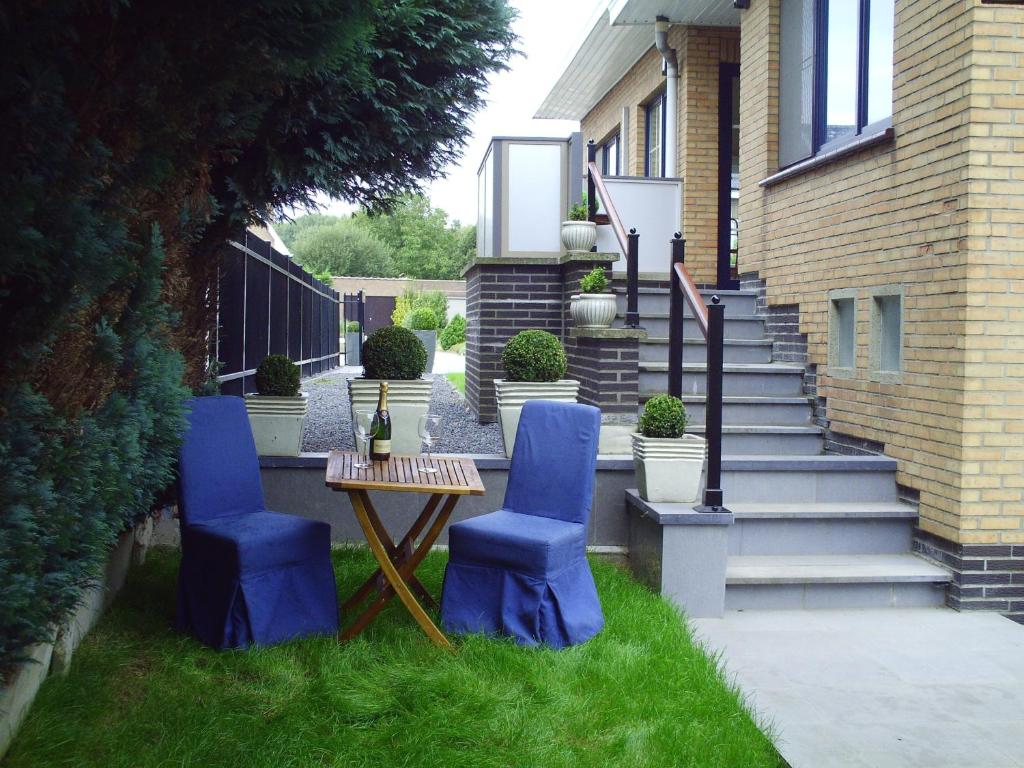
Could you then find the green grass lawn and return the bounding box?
[6,548,780,768]
[445,371,465,394]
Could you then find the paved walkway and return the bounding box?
[692,609,1024,768]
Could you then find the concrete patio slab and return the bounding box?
[691,609,1024,768]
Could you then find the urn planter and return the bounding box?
[348,378,433,455]
[570,293,617,329]
[560,220,597,253]
[412,330,437,373]
[244,393,308,456]
[494,379,580,458]
[631,433,707,503]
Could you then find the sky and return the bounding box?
[307,0,606,227]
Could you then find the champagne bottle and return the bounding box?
[370,381,392,461]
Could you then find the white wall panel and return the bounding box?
[595,178,683,274]
[507,143,562,254]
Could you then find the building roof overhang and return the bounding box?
[534,0,739,122]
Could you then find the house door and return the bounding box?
[718,64,740,290]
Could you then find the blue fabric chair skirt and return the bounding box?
[177,511,339,649]
[441,555,603,649]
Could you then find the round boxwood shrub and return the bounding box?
[408,307,439,331]
[439,313,466,350]
[579,266,608,294]
[255,354,301,397]
[362,326,427,380]
[345,320,361,332]
[638,394,688,438]
[501,329,566,382]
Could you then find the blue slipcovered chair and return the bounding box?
[440,400,604,648]
[176,396,339,649]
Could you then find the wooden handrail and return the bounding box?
[673,262,709,340]
[587,161,630,256]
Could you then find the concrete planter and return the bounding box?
[244,393,308,456]
[632,433,706,503]
[560,220,597,253]
[570,293,617,328]
[412,330,437,373]
[348,378,433,455]
[494,379,580,458]
[345,332,361,365]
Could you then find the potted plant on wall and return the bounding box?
[632,394,706,503]
[560,193,597,253]
[570,266,617,329]
[348,326,431,454]
[244,355,308,456]
[494,330,580,458]
[345,320,362,366]
[406,307,439,374]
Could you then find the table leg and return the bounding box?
[342,490,458,649]
[342,493,440,611]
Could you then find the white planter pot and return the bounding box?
[412,330,437,373]
[560,220,597,253]
[348,378,433,455]
[494,379,580,458]
[631,433,707,503]
[570,293,617,329]
[244,393,308,456]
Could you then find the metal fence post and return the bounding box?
[586,140,597,221]
[701,295,726,511]
[626,228,640,328]
[668,233,685,399]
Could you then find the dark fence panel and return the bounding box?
[365,296,396,332]
[215,232,341,392]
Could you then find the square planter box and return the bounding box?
[345,332,362,365]
[494,379,580,459]
[348,378,433,455]
[413,330,437,373]
[632,433,707,503]
[244,394,308,456]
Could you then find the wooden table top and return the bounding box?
[325,452,486,496]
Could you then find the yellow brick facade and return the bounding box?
[739,0,1024,544]
[581,27,739,285]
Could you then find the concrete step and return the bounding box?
[685,425,824,455]
[639,337,773,364]
[614,313,766,339]
[669,395,813,427]
[728,502,919,556]
[720,455,900,503]
[724,554,951,610]
[611,284,760,316]
[639,362,807,396]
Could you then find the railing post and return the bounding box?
[586,140,597,221]
[626,227,640,328]
[668,234,685,399]
[701,295,726,511]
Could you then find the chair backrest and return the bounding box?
[178,396,265,526]
[503,400,601,525]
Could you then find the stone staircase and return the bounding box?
[613,278,950,610]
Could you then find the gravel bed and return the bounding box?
[301,369,504,455]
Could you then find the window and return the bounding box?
[870,286,903,379]
[779,0,894,168]
[829,292,856,372]
[645,94,666,177]
[601,134,619,176]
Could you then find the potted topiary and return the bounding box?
[406,307,439,373]
[345,320,362,366]
[494,330,580,458]
[244,354,307,456]
[348,326,431,454]
[560,193,597,253]
[570,266,617,329]
[632,394,706,503]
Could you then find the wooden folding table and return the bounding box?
[325,451,485,649]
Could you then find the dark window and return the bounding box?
[644,94,666,177]
[601,134,619,176]
[779,0,894,167]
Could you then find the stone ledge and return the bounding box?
[260,452,635,471]
[626,489,734,526]
[462,252,620,275]
[569,327,648,340]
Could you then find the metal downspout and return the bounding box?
[655,17,678,176]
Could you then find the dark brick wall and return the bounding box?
[914,529,1024,624]
[567,336,640,416]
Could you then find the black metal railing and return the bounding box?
[667,233,726,512]
[587,140,639,328]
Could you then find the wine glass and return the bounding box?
[354,410,374,469]
[417,414,442,474]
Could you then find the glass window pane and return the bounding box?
[867,0,894,125]
[825,0,859,145]
[779,0,815,166]
[606,137,618,175]
[646,98,662,177]
[834,297,855,369]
